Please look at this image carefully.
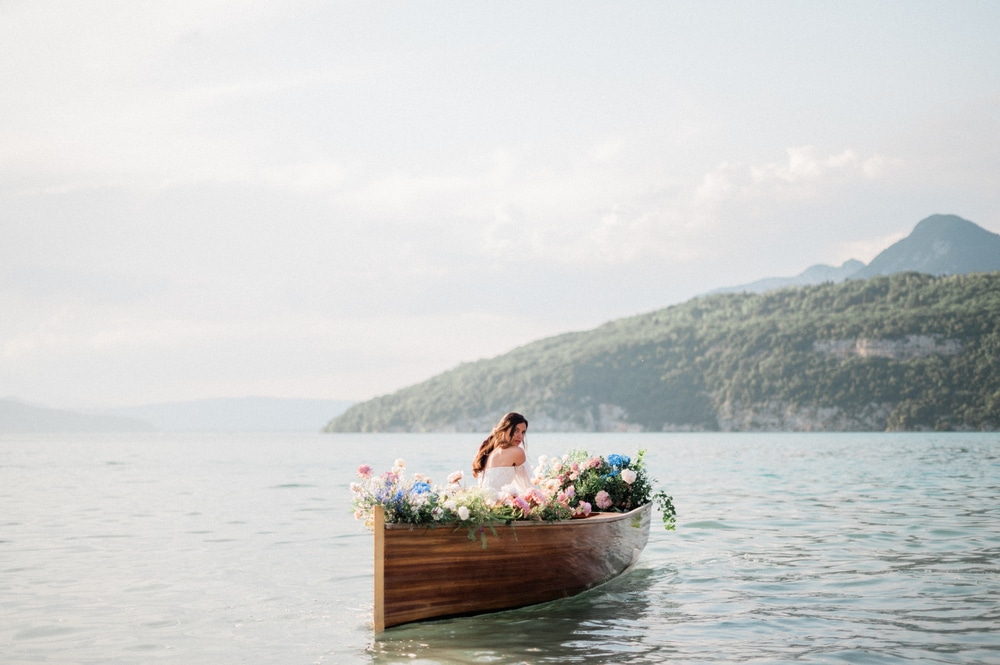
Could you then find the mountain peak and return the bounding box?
[911,214,986,237]
[855,214,1000,279]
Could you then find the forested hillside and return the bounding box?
[326,272,1000,432]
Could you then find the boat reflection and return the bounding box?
[369,565,678,664]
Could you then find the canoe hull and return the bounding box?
[374,503,651,632]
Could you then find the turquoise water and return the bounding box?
[1,432,998,664]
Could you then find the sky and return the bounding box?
[2,1,999,409]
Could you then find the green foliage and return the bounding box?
[562,450,653,511]
[653,491,677,531]
[327,272,1000,432]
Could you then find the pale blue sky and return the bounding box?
[2,1,999,408]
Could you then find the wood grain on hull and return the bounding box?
[373,503,651,632]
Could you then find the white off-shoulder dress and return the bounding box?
[478,462,536,496]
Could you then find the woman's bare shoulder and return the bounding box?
[489,446,526,467]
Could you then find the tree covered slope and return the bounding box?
[326,272,1000,432]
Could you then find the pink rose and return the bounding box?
[621,469,637,485]
[447,470,463,484]
[357,464,372,478]
[575,501,592,517]
[586,456,603,469]
[595,490,612,510]
[528,488,548,505]
[514,496,531,513]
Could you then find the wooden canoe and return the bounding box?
[373,502,652,632]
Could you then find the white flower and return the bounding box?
[621,469,637,484]
[394,458,406,469]
[501,483,519,498]
[537,455,548,469]
[444,500,457,511]
[447,470,463,484]
[457,506,470,521]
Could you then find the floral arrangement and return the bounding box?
[534,450,654,512]
[350,451,675,545]
[350,459,575,546]
[534,449,675,529]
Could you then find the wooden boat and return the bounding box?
[373,502,652,632]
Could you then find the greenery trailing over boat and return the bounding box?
[328,272,1000,432]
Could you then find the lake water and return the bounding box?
[2,432,998,664]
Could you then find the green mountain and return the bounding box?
[326,272,1000,432]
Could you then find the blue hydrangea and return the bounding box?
[411,481,432,494]
[606,454,631,468]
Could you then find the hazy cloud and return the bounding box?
[2,1,998,408]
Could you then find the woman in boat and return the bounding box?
[472,412,535,495]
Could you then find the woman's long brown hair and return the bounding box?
[472,412,528,477]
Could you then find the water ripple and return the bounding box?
[2,432,998,664]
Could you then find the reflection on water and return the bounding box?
[3,432,999,664]
[370,567,675,665]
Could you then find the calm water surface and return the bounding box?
[1,432,998,664]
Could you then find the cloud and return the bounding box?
[3,2,998,408]
[684,146,907,257]
[703,146,900,200]
[475,146,906,270]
